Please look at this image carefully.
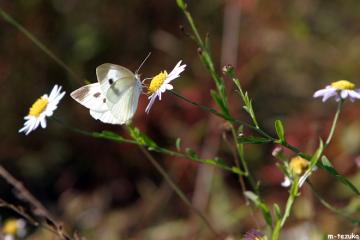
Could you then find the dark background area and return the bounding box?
[0,0,359,239]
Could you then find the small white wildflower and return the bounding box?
[145,60,186,113]
[313,80,360,102]
[19,85,65,135]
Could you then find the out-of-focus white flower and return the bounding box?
[19,85,65,135]
[281,156,315,188]
[313,80,360,102]
[145,60,186,113]
[2,218,27,240]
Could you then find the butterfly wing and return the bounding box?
[70,83,108,111]
[106,79,142,124]
[70,83,122,124]
[89,110,122,124]
[96,63,142,124]
[96,63,136,95]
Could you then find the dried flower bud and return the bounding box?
[222,64,234,75]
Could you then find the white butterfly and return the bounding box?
[71,63,142,125]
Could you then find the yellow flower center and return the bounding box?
[148,71,168,94]
[3,219,18,235]
[331,80,355,90]
[289,156,309,175]
[29,97,48,117]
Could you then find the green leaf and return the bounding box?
[94,131,125,142]
[318,161,360,195]
[176,0,187,10]
[210,90,228,116]
[175,138,182,151]
[185,148,199,160]
[274,120,285,143]
[128,127,157,149]
[309,140,323,168]
[321,155,333,167]
[273,203,282,220]
[244,191,273,226]
[238,135,273,144]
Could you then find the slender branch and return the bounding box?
[0,165,73,240]
[170,90,229,120]
[138,146,220,238]
[53,117,242,175]
[325,100,343,147]
[0,7,81,83]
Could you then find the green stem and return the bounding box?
[170,90,229,120]
[280,178,299,227]
[180,6,228,116]
[170,90,274,140]
[271,220,281,240]
[138,147,220,238]
[0,7,81,83]
[53,118,242,175]
[230,126,258,192]
[325,100,343,147]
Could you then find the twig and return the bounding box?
[138,146,221,239]
[0,165,74,240]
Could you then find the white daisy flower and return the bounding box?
[281,156,316,188]
[313,80,360,102]
[2,218,27,240]
[145,60,186,113]
[19,85,65,135]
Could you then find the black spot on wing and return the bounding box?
[108,78,114,85]
[103,98,106,103]
[93,92,101,98]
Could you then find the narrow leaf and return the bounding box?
[175,138,182,151]
[238,135,273,144]
[275,120,285,143]
[244,191,273,226]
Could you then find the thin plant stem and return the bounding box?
[280,178,299,228]
[170,90,229,120]
[54,119,223,236]
[0,7,81,83]
[170,90,274,140]
[325,99,343,147]
[229,125,258,192]
[53,117,243,175]
[138,146,220,238]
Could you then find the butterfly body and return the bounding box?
[71,63,142,125]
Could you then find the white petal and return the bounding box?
[40,118,47,128]
[49,85,59,100]
[145,94,157,114]
[322,91,337,102]
[341,90,349,99]
[281,176,291,187]
[348,90,360,100]
[313,86,333,98]
[165,84,173,90]
[166,60,186,83]
[19,125,29,133]
[25,120,38,135]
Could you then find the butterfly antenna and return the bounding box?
[136,52,151,74]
